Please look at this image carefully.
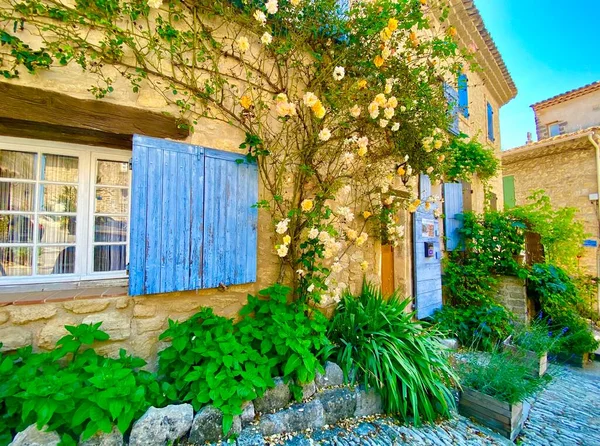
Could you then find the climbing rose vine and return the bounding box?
[0,0,474,303]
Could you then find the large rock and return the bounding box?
[79,426,123,446]
[236,427,265,446]
[63,300,110,314]
[300,380,316,400]
[354,386,383,417]
[253,377,291,413]
[241,401,255,426]
[188,406,241,444]
[258,400,325,436]
[129,404,193,446]
[315,362,344,388]
[318,387,356,424]
[9,306,57,325]
[10,424,60,446]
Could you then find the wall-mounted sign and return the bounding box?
[422,219,435,238]
[583,239,598,248]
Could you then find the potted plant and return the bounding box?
[457,351,543,441]
[503,323,557,377]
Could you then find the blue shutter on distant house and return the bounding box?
[487,102,495,141]
[129,136,258,296]
[458,74,469,118]
[443,182,464,251]
[202,149,258,289]
[444,83,460,135]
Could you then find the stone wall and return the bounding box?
[503,146,599,275]
[495,276,528,322]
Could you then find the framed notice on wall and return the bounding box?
[422,219,435,238]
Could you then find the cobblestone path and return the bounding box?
[268,363,600,446]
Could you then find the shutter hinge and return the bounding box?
[128,158,133,170]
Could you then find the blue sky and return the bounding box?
[473,0,600,150]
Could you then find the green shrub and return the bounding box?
[0,323,157,446]
[432,303,513,351]
[236,284,330,400]
[527,263,599,355]
[457,350,545,404]
[510,321,558,358]
[442,257,498,306]
[158,308,273,435]
[328,283,457,424]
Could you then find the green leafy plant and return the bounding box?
[328,283,458,424]
[432,303,513,351]
[236,284,330,400]
[445,133,499,183]
[509,322,558,358]
[0,323,156,446]
[527,263,599,355]
[456,350,545,404]
[158,308,273,436]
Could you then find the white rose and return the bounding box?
[308,228,319,239]
[261,32,273,45]
[333,66,345,81]
[147,0,162,8]
[265,0,278,14]
[319,128,332,141]
[253,10,267,25]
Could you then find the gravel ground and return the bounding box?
[261,362,600,446]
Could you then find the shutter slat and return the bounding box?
[420,174,431,201]
[443,182,464,251]
[145,145,164,294]
[175,151,190,291]
[160,149,177,292]
[188,149,204,290]
[224,159,237,285]
[244,163,258,283]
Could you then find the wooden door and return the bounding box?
[413,175,442,319]
[381,244,395,296]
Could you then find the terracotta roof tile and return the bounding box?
[531,81,600,110]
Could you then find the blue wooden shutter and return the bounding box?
[444,83,460,135]
[129,135,204,296]
[443,182,464,251]
[202,149,258,289]
[458,74,469,118]
[487,102,495,141]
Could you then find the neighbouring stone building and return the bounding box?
[502,81,600,275]
[0,0,516,360]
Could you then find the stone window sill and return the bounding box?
[0,284,128,306]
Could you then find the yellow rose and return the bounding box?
[357,146,368,157]
[363,211,372,219]
[283,235,291,245]
[357,79,368,89]
[419,0,427,5]
[380,27,392,42]
[434,139,443,149]
[448,26,457,38]
[374,55,384,68]
[240,95,252,110]
[312,101,326,119]
[396,166,405,176]
[301,199,314,212]
[374,93,387,107]
[388,18,398,32]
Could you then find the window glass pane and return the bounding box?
[41,154,78,183]
[0,150,36,179]
[94,245,126,272]
[0,214,36,243]
[37,246,75,275]
[0,182,34,211]
[39,215,76,244]
[97,160,129,186]
[40,185,77,212]
[0,247,32,276]
[549,124,561,137]
[94,216,127,242]
[95,187,129,214]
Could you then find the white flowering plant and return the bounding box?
[0,0,476,302]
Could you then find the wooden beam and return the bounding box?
[0,118,133,150]
[0,81,189,141]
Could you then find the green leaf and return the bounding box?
[283,354,302,377]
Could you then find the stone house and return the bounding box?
[0,0,515,360]
[501,81,600,276]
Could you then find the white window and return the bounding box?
[548,123,561,137]
[0,137,131,284]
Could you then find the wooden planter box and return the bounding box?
[552,352,590,368]
[459,388,527,441]
[503,337,547,377]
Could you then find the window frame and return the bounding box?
[548,123,561,137]
[0,136,131,286]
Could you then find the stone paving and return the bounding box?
[262,362,600,446]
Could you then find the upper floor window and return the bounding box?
[548,123,561,137]
[0,138,130,282]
